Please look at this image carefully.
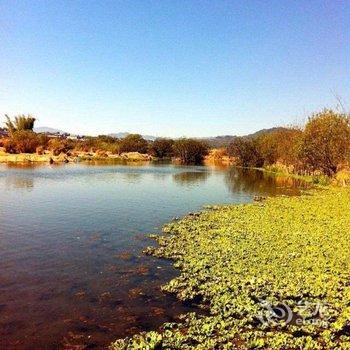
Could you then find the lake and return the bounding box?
[0,162,309,349]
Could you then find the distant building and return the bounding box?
[37,131,69,139]
[36,131,86,141]
[67,134,86,140]
[0,128,8,137]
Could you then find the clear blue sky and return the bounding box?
[0,1,349,137]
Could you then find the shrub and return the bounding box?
[102,142,120,154]
[80,136,97,151]
[149,138,174,158]
[119,134,148,154]
[299,109,350,175]
[4,130,40,153]
[2,139,14,153]
[73,140,90,152]
[48,138,73,156]
[335,169,350,187]
[227,137,263,167]
[206,148,229,161]
[97,138,121,154]
[257,128,302,166]
[73,136,120,154]
[96,135,117,144]
[95,149,108,158]
[173,138,208,164]
[36,134,50,149]
[36,146,45,155]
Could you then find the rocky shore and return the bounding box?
[0,150,154,164]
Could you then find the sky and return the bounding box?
[0,1,349,137]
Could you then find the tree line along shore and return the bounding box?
[1,109,350,185]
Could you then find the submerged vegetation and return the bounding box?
[112,188,350,349]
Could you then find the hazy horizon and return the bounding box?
[1,1,349,137]
[31,124,292,139]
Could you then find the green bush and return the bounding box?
[257,128,302,166]
[77,136,121,154]
[119,134,148,154]
[227,137,263,167]
[36,134,50,149]
[173,138,208,164]
[149,138,174,158]
[48,138,74,156]
[299,109,350,175]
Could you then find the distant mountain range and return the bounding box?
[246,127,287,139]
[34,126,286,146]
[34,127,157,140]
[200,127,288,148]
[34,127,68,134]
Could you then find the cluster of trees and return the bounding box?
[0,115,208,164]
[227,109,350,176]
[2,109,349,173]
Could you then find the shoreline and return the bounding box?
[112,187,350,349]
[0,151,154,164]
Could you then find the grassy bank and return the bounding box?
[261,165,350,187]
[112,188,350,349]
[259,166,331,186]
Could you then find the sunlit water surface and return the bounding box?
[0,163,309,349]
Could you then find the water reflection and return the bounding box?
[0,163,310,349]
[172,170,209,185]
[0,163,309,196]
[4,176,35,190]
[224,167,309,196]
[121,172,143,184]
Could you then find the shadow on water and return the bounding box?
[225,167,310,196]
[4,176,35,190]
[172,170,210,185]
[0,163,310,349]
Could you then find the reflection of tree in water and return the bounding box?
[5,176,34,190]
[224,168,309,196]
[4,163,37,169]
[173,171,210,186]
[121,172,142,184]
[151,173,168,183]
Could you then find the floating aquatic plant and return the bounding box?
[111,188,350,349]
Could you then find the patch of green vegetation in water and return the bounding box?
[111,188,350,349]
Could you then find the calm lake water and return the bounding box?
[0,162,309,349]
